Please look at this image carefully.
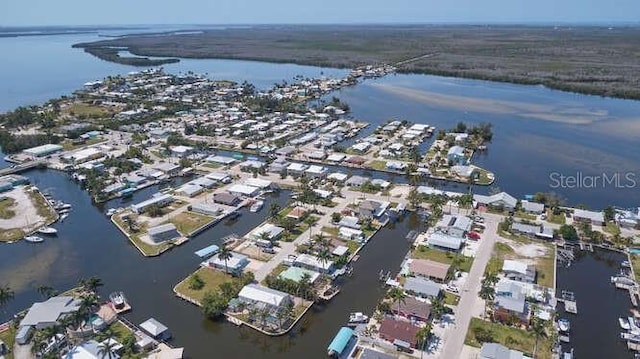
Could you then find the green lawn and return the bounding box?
[475,168,495,185]
[546,210,566,225]
[321,226,339,236]
[367,160,387,171]
[444,292,460,306]
[465,318,552,359]
[0,228,25,242]
[603,222,621,236]
[0,197,16,219]
[60,137,104,151]
[411,245,474,272]
[514,211,537,221]
[536,244,556,288]
[170,211,214,236]
[0,326,16,359]
[345,240,362,254]
[174,267,238,304]
[490,238,555,288]
[631,254,640,282]
[65,102,110,117]
[108,321,134,343]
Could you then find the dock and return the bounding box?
[559,290,578,314]
[579,242,594,252]
[630,287,640,307]
[559,335,570,343]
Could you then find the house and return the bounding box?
[148,223,181,243]
[305,165,328,179]
[248,223,284,242]
[351,142,371,153]
[345,156,367,166]
[345,175,370,187]
[177,183,205,197]
[328,327,357,358]
[190,203,222,217]
[206,155,236,166]
[573,208,605,226]
[359,348,396,359]
[278,266,320,284]
[378,318,420,348]
[206,171,232,184]
[131,194,174,214]
[371,179,391,189]
[275,146,296,157]
[408,259,450,282]
[403,277,442,299]
[239,159,266,172]
[451,165,476,178]
[436,214,472,238]
[154,163,181,177]
[238,284,293,310]
[339,227,365,242]
[332,245,349,257]
[510,222,541,237]
[170,145,193,157]
[386,161,407,171]
[227,184,260,197]
[140,318,171,340]
[521,200,545,215]
[426,232,464,252]
[447,146,466,165]
[212,191,240,206]
[359,200,381,218]
[287,162,308,177]
[327,172,349,183]
[326,153,346,163]
[125,174,147,187]
[64,340,120,359]
[391,295,432,323]
[480,342,527,359]
[286,206,308,221]
[189,177,217,189]
[20,296,82,329]
[205,252,249,275]
[338,216,360,229]
[293,253,335,274]
[493,282,528,324]
[474,192,518,211]
[502,260,536,283]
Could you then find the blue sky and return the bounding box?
[2,0,639,26]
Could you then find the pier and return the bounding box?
[559,290,578,314]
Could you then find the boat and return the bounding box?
[623,260,632,268]
[37,227,57,235]
[563,348,574,359]
[622,332,640,343]
[58,208,71,214]
[109,292,126,310]
[348,312,369,325]
[59,203,71,210]
[60,213,69,221]
[620,317,631,330]
[24,236,44,243]
[249,200,264,213]
[557,318,570,333]
[106,208,117,216]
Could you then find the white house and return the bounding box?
[238,284,293,309]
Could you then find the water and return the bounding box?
[0,167,417,358]
[556,249,633,358]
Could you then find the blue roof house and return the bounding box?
[447,146,467,165]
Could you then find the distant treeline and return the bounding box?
[0,131,62,154]
[76,46,179,67]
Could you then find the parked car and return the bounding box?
[262,247,276,254]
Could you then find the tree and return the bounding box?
[558,224,578,241]
[331,212,342,223]
[0,285,14,315]
[79,276,103,293]
[458,194,474,214]
[36,285,58,299]
[430,296,446,321]
[259,308,270,329]
[219,282,236,300]
[98,339,118,359]
[217,244,233,274]
[387,287,406,315]
[407,187,421,209]
[530,316,548,358]
[416,324,433,358]
[201,291,227,319]
[479,284,495,319]
[604,205,616,222]
[188,274,205,290]
[269,203,282,220]
[317,249,332,279]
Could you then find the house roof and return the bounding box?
[345,175,369,186]
[427,232,463,250]
[409,259,451,281]
[21,296,81,327]
[521,200,544,213]
[327,172,349,181]
[359,348,396,359]
[328,327,355,356]
[244,178,272,188]
[286,206,308,219]
[378,318,420,347]
[206,252,248,269]
[249,223,284,240]
[403,277,442,297]
[140,318,169,337]
[238,284,290,307]
[148,223,178,236]
[573,208,605,223]
[495,292,526,314]
[393,295,432,320]
[294,253,335,271]
[360,200,381,211]
[502,260,529,275]
[511,222,540,234]
[64,340,120,359]
[480,342,524,359]
[227,184,259,196]
[447,146,465,156]
[474,192,517,208]
[278,266,320,283]
[212,191,239,204]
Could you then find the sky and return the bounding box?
[1,0,639,26]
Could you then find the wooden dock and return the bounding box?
[559,290,578,314]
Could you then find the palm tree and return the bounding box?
[388,287,406,315]
[37,285,58,299]
[317,249,332,279]
[297,273,313,300]
[268,203,281,220]
[258,231,272,245]
[430,296,446,321]
[259,308,270,329]
[0,285,14,315]
[478,284,495,319]
[79,276,103,293]
[98,339,118,359]
[458,193,474,214]
[217,244,233,274]
[482,272,499,287]
[415,324,433,358]
[531,316,547,358]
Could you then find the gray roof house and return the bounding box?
[502,260,536,283]
[572,208,605,226]
[148,223,180,243]
[427,232,463,252]
[212,191,241,206]
[521,200,545,214]
[436,214,472,238]
[359,200,382,218]
[21,296,82,329]
[480,342,527,359]
[403,277,442,299]
[511,222,541,237]
[345,175,370,187]
[474,192,518,211]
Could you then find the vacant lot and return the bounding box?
[170,211,214,236]
[74,25,640,99]
[465,318,552,359]
[174,267,238,304]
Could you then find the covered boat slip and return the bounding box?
[327,327,356,358]
[194,244,220,258]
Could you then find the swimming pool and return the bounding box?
[629,248,640,255]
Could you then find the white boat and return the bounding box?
[348,312,369,325]
[557,318,570,333]
[37,227,57,235]
[622,332,640,343]
[59,203,71,210]
[58,208,71,214]
[620,317,631,330]
[60,213,69,221]
[249,200,264,213]
[24,236,44,243]
[623,261,632,268]
[106,208,116,216]
[109,292,127,310]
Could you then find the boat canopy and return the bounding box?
[195,244,220,258]
[327,327,354,355]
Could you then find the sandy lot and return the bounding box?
[0,186,46,230]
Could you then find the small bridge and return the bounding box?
[0,160,46,176]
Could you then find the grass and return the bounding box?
[108,321,133,343]
[112,214,172,256]
[444,292,460,306]
[345,240,362,254]
[60,137,104,151]
[65,102,110,118]
[546,210,566,225]
[411,245,474,272]
[174,267,237,304]
[170,211,215,236]
[321,226,339,236]
[27,189,57,223]
[536,243,556,288]
[630,254,640,283]
[0,326,16,359]
[367,160,388,171]
[514,211,537,221]
[465,318,552,359]
[0,197,16,219]
[603,222,621,236]
[0,228,25,242]
[475,168,494,185]
[491,238,555,288]
[203,162,222,169]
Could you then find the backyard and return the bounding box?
[465,318,552,359]
[411,245,474,272]
[170,211,215,236]
[174,267,239,304]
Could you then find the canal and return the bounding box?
[556,248,633,359]
[0,168,417,358]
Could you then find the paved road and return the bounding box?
[439,212,500,359]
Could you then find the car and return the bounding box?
[261,247,276,254]
[446,285,460,294]
[540,213,547,220]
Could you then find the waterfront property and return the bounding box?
[407,258,451,283]
[131,194,174,214]
[403,276,442,299]
[204,252,250,276]
[378,317,420,349]
[20,296,82,329]
[327,327,357,358]
[237,284,293,311]
[390,295,432,323]
[148,223,181,243]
